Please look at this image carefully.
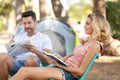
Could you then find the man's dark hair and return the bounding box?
[22,10,36,21]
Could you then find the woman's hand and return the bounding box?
[48,57,60,66]
[54,53,64,61]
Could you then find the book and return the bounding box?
[6,40,31,57]
[42,51,68,66]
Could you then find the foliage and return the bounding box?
[0,21,7,32]
[0,0,13,32]
[68,2,92,23]
[106,0,120,40]
[0,1,13,17]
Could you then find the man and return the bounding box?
[0,11,52,80]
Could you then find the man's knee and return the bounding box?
[0,53,13,68]
[0,53,10,63]
[24,56,39,67]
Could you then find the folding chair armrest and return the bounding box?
[78,53,99,80]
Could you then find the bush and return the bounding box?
[106,0,120,40]
[0,21,7,32]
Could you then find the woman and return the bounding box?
[9,13,111,80]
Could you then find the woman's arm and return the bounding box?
[62,54,73,61]
[56,42,101,78]
[54,53,73,61]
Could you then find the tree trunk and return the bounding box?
[93,0,106,18]
[51,0,69,21]
[93,0,120,56]
[26,0,33,11]
[39,0,51,19]
[8,0,24,34]
[51,0,77,31]
[11,0,24,31]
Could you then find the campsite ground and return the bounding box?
[85,56,120,80]
[0,31,120,80]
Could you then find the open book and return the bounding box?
[42,51,68,66]
[6,40,31,57]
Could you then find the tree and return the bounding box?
[93,0,106,18]
[51,0,77,31]
[51,0,69,21]
[0,1,13,17]
[10,0,24,32]
[93,0,120,56]
[0,0,13,32]
[39,0,52,19]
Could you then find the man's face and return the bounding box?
[22,16,36,34]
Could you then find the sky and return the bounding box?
[33,0,92,10]
[61,0,92,10]
[33,0,81,11]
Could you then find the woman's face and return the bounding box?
[84,17,93,35]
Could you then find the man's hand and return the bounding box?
[24,44,38,53]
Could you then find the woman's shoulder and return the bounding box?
[81,37,104,52]
[90,40,104,54]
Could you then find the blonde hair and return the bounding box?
[88,13,111,43]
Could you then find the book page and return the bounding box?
[6,40,30,57]
[42,51,68,66]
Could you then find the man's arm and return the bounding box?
[9,38,14,43]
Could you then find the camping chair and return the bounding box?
[78,53,98,80]
[48,53,99,80]
[10,53,98,80]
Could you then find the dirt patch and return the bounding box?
[85,56,120,80]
